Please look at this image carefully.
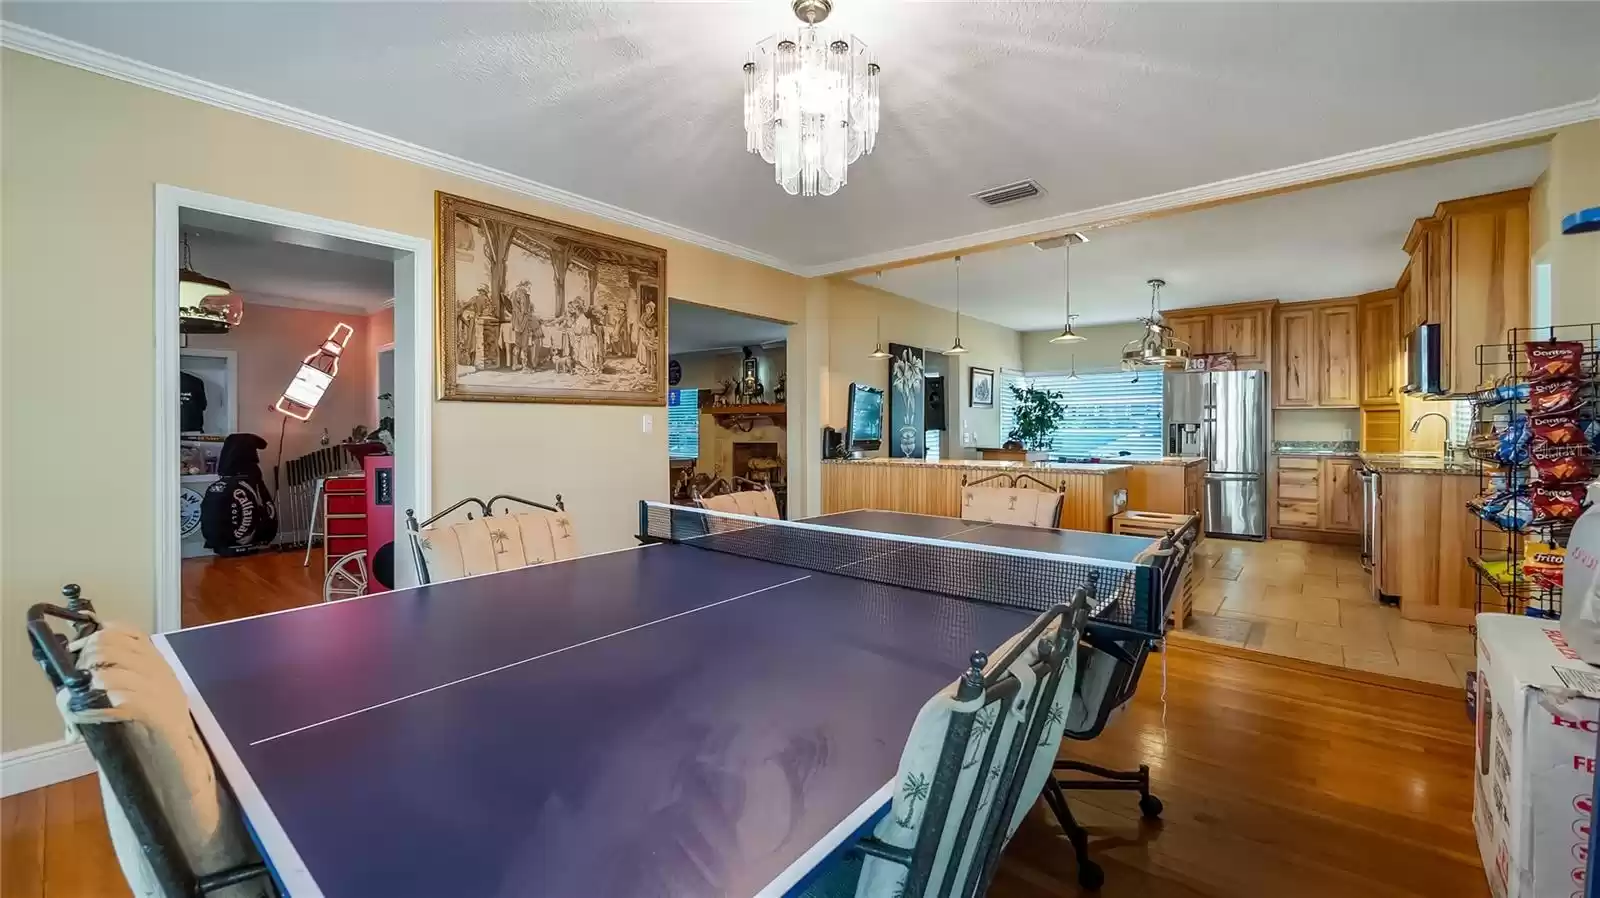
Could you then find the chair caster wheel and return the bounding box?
[1139,794,1164,819]
[1077,859,1105,891]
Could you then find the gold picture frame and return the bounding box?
[435,191,668,405]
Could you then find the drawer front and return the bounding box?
[1277,456,1321,470]
[1276,499,1320,528]
[1277,469,1320,502]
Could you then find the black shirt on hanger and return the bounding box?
[180,370,208,433]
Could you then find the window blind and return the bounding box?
[999,369,1165,459]
[667,389,699,460]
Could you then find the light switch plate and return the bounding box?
[642,413,653,434]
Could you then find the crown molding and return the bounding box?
[236,290,385,318]
[809,93,1600,277]
[5,22,1596,281]
[0,23,805,277]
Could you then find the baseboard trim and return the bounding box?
[1,738,95,797]
[1268,526,1361,546]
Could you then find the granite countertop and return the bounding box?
[1358,452,1477,475]
[1273,440,1361,458]
[823,457,1132,473]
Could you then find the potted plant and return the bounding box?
[1006,382,1066,451]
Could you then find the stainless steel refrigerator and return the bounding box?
[1164,370,1269,540]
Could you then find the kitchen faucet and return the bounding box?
[1410,411,1453,453]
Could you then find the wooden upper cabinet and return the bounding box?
[1401,218,1441,332]
[1274,307,1316,407]
[1437,190,1530,395]
[1359,291,1400,407]
[1166,315,1209,356]
[1318,304,1360,407]
[1212,306,1270,367]
[1321,458,1360,533]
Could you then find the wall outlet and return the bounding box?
[642,413,653,434]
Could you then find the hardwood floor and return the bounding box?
[0,643,1485,898]
[181,550,324,628]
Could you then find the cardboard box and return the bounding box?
[1474,614,1600,898]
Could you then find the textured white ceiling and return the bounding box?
[6,2,1597,269]
[668,300,789,354]
[859,145,1550,330]
[183,226,395,314]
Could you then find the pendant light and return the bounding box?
[1119,277,1189,369]
[1047,233,1087,345]
[1066,354,1081,381]
[179,232,232,309]
[869,270,891,359]
[946,255,969,355]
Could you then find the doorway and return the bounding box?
[155,186,431,631]
[664,299,791,516]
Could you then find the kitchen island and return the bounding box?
[1361,453,1479,627]
[821,457,1137,532]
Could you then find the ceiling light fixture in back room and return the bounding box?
[743,0,880,197]
[1036,232,1089,344]
[947,256,969,355]
[869,270,892,359]
[1120,278,1190,370]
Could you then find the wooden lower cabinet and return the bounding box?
[1379,473,1478,627]
[1272,456,1360,536]
[1320,459,1360,532]
[1125,463,1206,521]
[821,460,1130,532]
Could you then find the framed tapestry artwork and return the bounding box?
[436,192,667,405]
[969,366,995,408]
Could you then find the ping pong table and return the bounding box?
[154,502,1166,898]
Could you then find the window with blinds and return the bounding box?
[667,389,699,460]
[998,369,1166,459]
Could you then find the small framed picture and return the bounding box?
[969,366,995,408]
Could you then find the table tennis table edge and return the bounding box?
[153,632,324,898]
[758,779,894,898]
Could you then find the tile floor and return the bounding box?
[1168,537,1476,689]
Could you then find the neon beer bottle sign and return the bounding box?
[275,323,354,421]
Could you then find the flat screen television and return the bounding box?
[846,383,885,453]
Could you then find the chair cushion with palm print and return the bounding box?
[506,510,580,564]
[54,623,267,898]
[961,486,1047,527]
[1062,642,1125,737]
[853,625,1048,898]
[1005,627,1081,839]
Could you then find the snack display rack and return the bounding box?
[1466,322,1600,620]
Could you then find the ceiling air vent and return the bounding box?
[972,179,1044,207]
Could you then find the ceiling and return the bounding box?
[182,220,395,314]
[6,2,1598,272]
[668,300,789,354]
[859,144,1551,330]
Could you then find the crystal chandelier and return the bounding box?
[1120,279,1191,369]
[743,0,880,197]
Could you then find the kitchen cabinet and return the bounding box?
[1167,316,1209,356]
[1163,300,1277,369]
[1361,408,1402,453]
[1320,458,1360,532]
[1125,461,1207,530]
[1436,189,1530,396]
[1394,189,1530,396]
[1274,307,1315,407]
[1358,290,1401,407]
[1272,300,1358,408]
[1379,472,1479,627]
[1272,455,1361,536]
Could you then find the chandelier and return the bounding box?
[743,0,880,197]
[1120,279,1191,369]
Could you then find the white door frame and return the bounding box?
[153,185,433,632]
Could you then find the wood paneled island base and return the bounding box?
[822,458,1131,532]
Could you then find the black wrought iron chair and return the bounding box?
[1042,517,1201,890]
[405,494,566,585]
[804,593,1092,898]
[26,586,278,898]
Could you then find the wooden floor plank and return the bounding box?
[1,786,47,898]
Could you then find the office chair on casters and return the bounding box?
[1043,520,1198,890]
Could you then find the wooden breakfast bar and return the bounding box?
[821,458,1134,532]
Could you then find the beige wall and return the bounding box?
[0,51,809,752]
[1533,121,1600,327]
[824,279,1021,457]
[1020,322,1150,374]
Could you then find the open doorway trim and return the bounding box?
[153,185,433,632]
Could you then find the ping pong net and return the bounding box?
[639,501,1167,638]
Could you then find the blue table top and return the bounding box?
[158,542,1033,898]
